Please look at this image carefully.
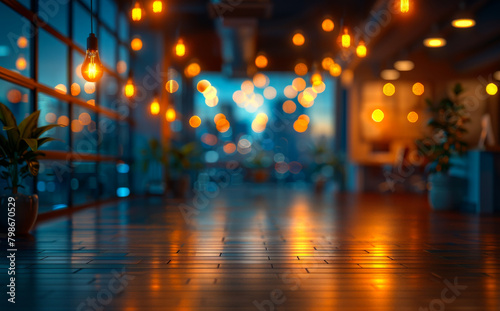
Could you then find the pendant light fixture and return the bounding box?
[125,71,136,98]
[400,0,410,13]
[150,95,160,115]
[451,1,476,28]
[356,40,367,58]
[131,1,144,22]
[152,0,163,13]
[340,27,351,49]
[423,25,447,48]
[81,0,103,82]
[175,38,186,57]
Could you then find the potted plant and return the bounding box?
[0,102,63,234]
[141,139,202,198]
[417,84,470,210]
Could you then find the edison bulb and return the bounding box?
[81,34,103,82]
[125,78,135,98]
[175,39,186,57]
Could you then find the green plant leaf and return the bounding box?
[18,110,40,139]
[0,102,17,128]
[0,133,9,157]
[23,138,38,152]
[37,137,59,148]
[28,160,39,176]
[0,102,20,150]
[33,124,63,138]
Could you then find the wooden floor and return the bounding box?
[2,185,500,310]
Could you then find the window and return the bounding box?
[0,3,33,78]
[0,1,132,215]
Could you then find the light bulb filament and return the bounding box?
[341,29,351,48]
[401,0,409,13]
[87,56,97,79]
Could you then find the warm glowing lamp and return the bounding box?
[166,108,176,122]
[400,0,409,13]
[189,116,201,128]
[131,1,143,21]
[407,111,419,123]
[394,60,414,71]
[356,40,367,58]
[486,83,498,96]
[322,19,334,32]
[412,82,425,95]
[16,56,27,70]
[451,8,476,29]
[329,63,342,77]
[380,69,400,80]
[175,39,186,57]
[383,83,396,96]
[452,18,475,28]
[185,62,200,78]
[150,98,160,115]
[292,33,305,46]
[341,27,351,48]
[321,57,334,70]
[81,0,103,82]
[131,38,143,51]
[152,0,163,13]
[255,54,268,69]
[423,37,447,48]
[294,63,308,76]
[372,109,384,122]
[125,77,135,98]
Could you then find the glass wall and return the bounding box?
[0,0,133,214]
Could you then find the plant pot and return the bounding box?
[428,173,459,211]
[0,194,38,235]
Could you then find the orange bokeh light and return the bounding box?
[189,115,202,128]
[292,33,305,46]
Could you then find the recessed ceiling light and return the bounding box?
[394,60,415,71]
[423,37,447,48]
[493,71,500,81]
[451,18,476,28]
[380,69,400,80]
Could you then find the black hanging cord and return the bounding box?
[90,0,93,34]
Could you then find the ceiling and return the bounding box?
[129,0,500,77]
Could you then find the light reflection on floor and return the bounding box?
[3,184,500,310]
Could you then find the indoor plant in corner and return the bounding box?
[417,84,470,210]
[0,102,63,234]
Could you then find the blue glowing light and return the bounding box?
[117,163,130,174]
[117,187,130,197]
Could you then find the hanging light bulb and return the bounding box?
[340,27,351,49]
[152,0,163,13]
[356,40,367,58]
[150,97,160,115]
[166,107,176,122]
[400,0,409,13]
[175,38,186,57]
[81,0,103,82]
[125,76,135,98]
[131,1,143,21]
